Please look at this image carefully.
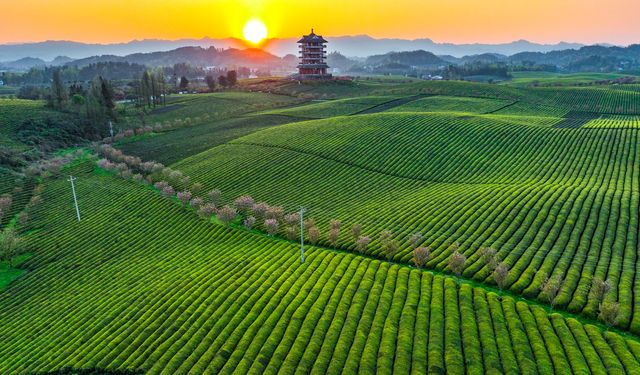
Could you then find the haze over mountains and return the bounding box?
[0,35,590,62]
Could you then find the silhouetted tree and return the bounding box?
[227,70,238,86]
[179,76,190,90]
[205,75,217,92]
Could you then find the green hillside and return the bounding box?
[173,110,640,332]
[1,166,639,374]
[3,78,640,373]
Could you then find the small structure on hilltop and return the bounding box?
[297,29,332,80]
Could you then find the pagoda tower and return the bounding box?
[297,29,332,79]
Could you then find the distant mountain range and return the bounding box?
[0,36,594,63]
[1,38,637,76]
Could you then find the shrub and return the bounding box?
[217,205,237,227]
[412,246,431,269]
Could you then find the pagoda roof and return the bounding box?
[297,29,328,43]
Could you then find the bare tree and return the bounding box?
[591,277,613,306]
[350,224,362,242]
[328,228,340,248]
[412,246,431,269]
[493,262,510,291]
[217,205,237,227]
[541,274,564,311]
[448,250,466,279]
[308,226,320,245]
[356,235,371,254]
[379,230,392,244]
[409,232,423,249]
[265,219,279,236]
[598,301,621,331]
[329,219,342,230]
[480,247,498,270]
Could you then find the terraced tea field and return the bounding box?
[1,166,639,374]
[3,79,640,373]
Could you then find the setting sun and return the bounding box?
[243,19,267,45]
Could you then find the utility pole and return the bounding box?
[68,176,81,222]
[300,206,306,264]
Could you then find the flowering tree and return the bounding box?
[217,205,237,227]
[243,216,256,230]
[177,191,192,206]
[284,213,300,227]
[234,195,255,215]
[189,197,204,209]
[208,189,221,204]
[265,219,279,236]
[198,203,216,219]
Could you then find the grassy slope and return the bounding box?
[174,112,640,332]
[1,167,639,373]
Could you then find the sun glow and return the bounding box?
[243,19,268,45]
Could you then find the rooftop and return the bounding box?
[297,29,328,44]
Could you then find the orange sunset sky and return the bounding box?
[1,0,638,45]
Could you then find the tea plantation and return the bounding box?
[2,79,640,373]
